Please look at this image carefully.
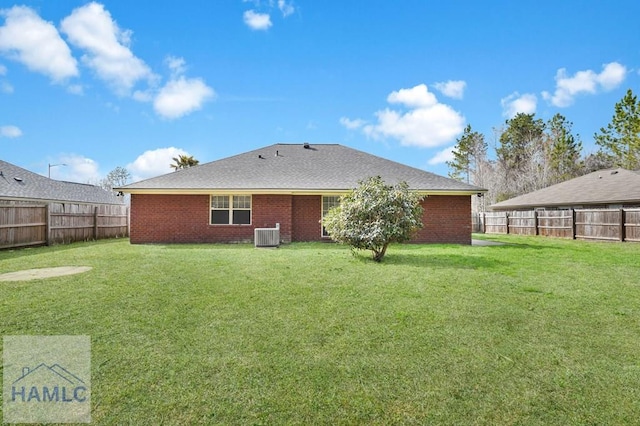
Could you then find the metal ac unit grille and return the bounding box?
[254,224,280,247]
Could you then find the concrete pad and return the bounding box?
[472,239,506,246]
[0,266,92,282]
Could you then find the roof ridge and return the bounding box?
[273,142,341,146]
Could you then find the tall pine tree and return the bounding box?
[170,155,200,170]
[496,113,545,198]
[594,89,640,170]
[447,124,487,183]
[546,113,583,184]
[497,113,545,174]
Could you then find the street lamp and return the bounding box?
[48,163,67,178]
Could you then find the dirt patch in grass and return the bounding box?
[0,266,92,282]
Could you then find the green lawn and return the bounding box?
[1,236,639,425]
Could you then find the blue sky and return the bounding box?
[1,1,638,183]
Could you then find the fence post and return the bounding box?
[571,209,577,240]
[505,212,510,234]
[620,208,625,242]
[46,203,51,246]
[533,210,538,235]
[482,212,486,234]
[94,206,99,240]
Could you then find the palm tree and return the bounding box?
[170,155,199,171]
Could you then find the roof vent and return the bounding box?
[303,142,310,149]
[611,170,619,175]
[258,155,265,159]
[13,177,22,182]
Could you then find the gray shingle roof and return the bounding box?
[119,143,485,194]
[0,160,124,205]
[491,168,640,210]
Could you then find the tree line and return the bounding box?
[447,89,640,209]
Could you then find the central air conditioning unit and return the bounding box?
[254,223,280,248]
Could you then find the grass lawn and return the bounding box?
[1,235,640,425]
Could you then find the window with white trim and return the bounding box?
[322,195,341,237]
[211,195,251,225]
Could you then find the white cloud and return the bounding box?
[1,4,214,120]
[0,5,78,82]
[344,84,465,148]
[242,1,293,28]
[428,145,455,165]
[243,10,272,30]
[542,62,627,107]
[387,84,437,108]
[60,2,154,95]
[166,56,186,77]
[433,80,466,99]
[132,89,153,102]
[595,62,627,90]
[278,0,295,17]
[0,124,22,137]
[66,84,84,95]
[51,154,100,182]
[501,92,537,118]
[147,56,214,119]
[339,117,366,130]
[153,76,215,120]
[127,147,189,181]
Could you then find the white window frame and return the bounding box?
[210,195,252,225]
[321,195,341,237]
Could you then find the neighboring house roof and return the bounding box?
[119,143,485,194]
[491,168,640,210]
[0,160,123,205]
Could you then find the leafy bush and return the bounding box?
[322,176,424,262]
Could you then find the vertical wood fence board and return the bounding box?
[507,210,536,236]
[0,204,47,248]
[623,209,640,242]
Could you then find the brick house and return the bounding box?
[119,143,486,245]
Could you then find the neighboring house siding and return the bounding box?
[131,193,472,245]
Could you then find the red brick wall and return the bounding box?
[292,195,322,241]
[130,193,472,245]
[253,194,293,243]
[130,194,294,244]
[412,195,471,244]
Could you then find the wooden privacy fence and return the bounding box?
[0,202,129,249]
[473,208,640,242]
